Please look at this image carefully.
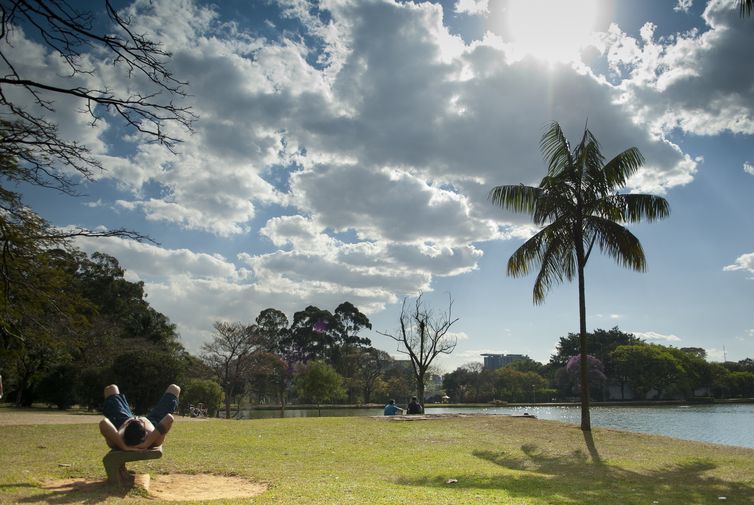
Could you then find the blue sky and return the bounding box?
[14,0,754,370]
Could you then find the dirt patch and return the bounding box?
[149,474,267,501]
[42,474,267,501]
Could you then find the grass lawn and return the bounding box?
[0,413,752,504]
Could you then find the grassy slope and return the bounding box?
[1,415,753,504]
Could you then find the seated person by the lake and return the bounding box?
[383,399,404,416]
[406,396,423,415]
[99,384,180,451]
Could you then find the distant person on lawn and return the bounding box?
[406,396,423,415]
[383,399,404,416]
[99,384,180,451]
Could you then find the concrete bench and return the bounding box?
[103,446,163,487]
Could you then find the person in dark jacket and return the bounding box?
[406,396,423,414]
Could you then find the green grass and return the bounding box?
[1,414,753,504]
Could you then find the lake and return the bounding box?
[237,403,754,449]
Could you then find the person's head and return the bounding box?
[411,396,418,402]
[388,399,395,405]
[122,418,147,446]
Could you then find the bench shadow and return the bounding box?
[395,437,752,503]
[12,479,130,504]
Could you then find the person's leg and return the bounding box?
[102,384,133,429]
[145,384,181,428]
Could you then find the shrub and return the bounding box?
[180,378,223,417]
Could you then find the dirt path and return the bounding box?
[0,408,206,426]
[0,408,99,426]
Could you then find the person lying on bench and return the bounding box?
[99,384,180,451]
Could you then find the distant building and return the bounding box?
[481,353,527,370]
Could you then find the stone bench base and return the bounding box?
[103,447,163,487]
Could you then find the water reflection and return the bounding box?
[237,404,754,449]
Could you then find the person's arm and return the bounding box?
[99,418,138,451]
[134,414,174,449]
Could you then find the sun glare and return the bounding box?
[506,0,599,63]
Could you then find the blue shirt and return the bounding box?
[384,404,401,415]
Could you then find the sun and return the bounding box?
[505,0,599,63]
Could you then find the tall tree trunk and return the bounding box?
[224,389,231,419]
[417,377,425,412]
[577,259,591,431]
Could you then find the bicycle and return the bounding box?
[188,402,208,418]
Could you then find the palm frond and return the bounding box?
[507,227,548,278]
[610,194,670,223]
[585,216,646,272]
[601,147,645,190]
[741,0,752,17]
[488,184,541,215]
[532,227,576,304]
[539,122,573,176]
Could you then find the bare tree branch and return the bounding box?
[377,293,458,404]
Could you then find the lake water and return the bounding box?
[238,404,754,449]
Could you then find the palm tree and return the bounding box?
[489,122,670,431]
[741,0,752,17]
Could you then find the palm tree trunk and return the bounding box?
[577,259,591,431]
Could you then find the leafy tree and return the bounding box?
[293,360,345,416]
[201,321,258,418]
[354,347,392,404]
[490,122,670,430]
[378,359,414,403]
[505,356,544,374]
[254,308,290,355]
[550,327,643,368]
[77,366,111,410]
[111,350,182,414]
[378,293,458,405]
[666,347,713,398]
[334,302,372,348]
[724,358,754,373]
[564,355,607,398]
[727,372,754,397]
[244,351,290,409]
[611,344,684,399]
[443,363,490,403]
[36,363,80,409]
[287,306,341,363]
[180,378,223,417]
[709,363,732,398]
[493,368,548,403]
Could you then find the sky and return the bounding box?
[11,0,754,371]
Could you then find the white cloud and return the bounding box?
[23,0,728,353]
[455,0,489,15]
[674,0,694,13]
[705,347,726,362]
[632,331,682,343]
[723,252,754,277]
[744,162,754,176]
[447,331,471,341]
[598,1,754,137]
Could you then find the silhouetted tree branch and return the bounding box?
[378,293,458,407]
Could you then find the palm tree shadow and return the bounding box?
[396,442,751,503]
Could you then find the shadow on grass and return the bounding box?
[10,479,130,504]
[396,439,752,504]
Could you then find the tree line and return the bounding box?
[0,243,433,416]
[200,296,455,418]
[443,328,754,404]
